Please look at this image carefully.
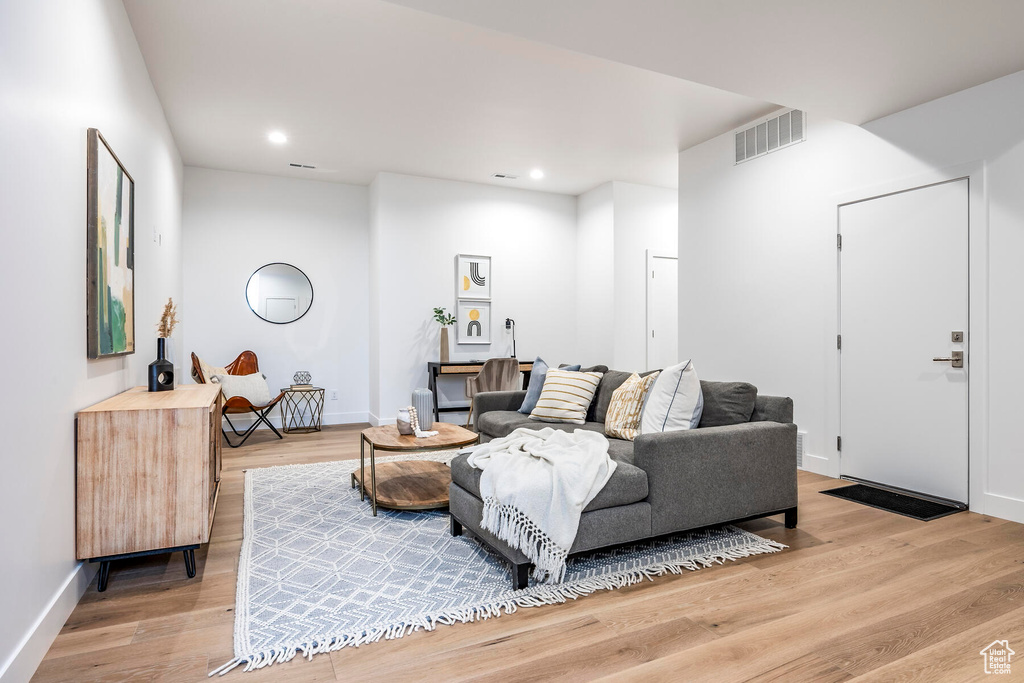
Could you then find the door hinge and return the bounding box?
[837,436,842,451]
[837,334,842,350]
[652,330,655,338]
[837,234,842,250]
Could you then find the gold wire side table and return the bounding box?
[279,386,325,433]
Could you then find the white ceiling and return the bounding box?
[383,0,1024,125]
[123,1,1024,195]
[122,0,776,195]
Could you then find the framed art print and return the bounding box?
[87,128,135,358]
[456,300,491,344]
[456,254,491,300]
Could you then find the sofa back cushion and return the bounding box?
[529,369,603,425]
[640,360,703,434]
[605,372,660,441]
[698,381,758,427]
[589,370,632,422]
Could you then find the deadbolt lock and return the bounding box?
[951,331,964,343]
[932,350,964,368]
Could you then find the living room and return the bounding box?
[5,1,1024,681]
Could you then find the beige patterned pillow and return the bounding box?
[605,372,660,440]
[529,369,603,425]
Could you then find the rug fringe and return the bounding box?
[211,529,785,676]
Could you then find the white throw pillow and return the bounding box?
[210,372,272,406]
[640,360,703,435]
[529,369,603,425]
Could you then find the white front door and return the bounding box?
[647,253,678,371]
[839,178,969,503]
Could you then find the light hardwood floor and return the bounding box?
[34,424,1024,682]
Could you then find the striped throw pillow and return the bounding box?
[529,369,603,425]
[604,372,660,441]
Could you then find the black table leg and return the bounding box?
[97,561,111,592]
[429,367,440,422]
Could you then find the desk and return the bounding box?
[426,360,534,421]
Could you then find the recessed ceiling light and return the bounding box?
[267,130,288,144]
[530,169,544,180]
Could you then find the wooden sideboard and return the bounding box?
[76,384,222,590]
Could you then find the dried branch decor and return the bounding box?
[156,298,179,338]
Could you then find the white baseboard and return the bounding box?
[973,491,1024,524]
[223,410,370,430]
[0,562,97,683]
[798,452,838,478]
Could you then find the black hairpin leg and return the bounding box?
[91,544,200,592]
[97,561,111,592]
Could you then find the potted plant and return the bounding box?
[433,306,456,362]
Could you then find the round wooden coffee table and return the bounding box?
[352,422,478,515]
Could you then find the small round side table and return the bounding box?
[279,386,325,433]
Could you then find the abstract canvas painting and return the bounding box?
[87,129,135,358]
[456,254,491,300]
[457,300,491,344]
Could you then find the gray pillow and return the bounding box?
[589,370,633,423]
[697,381,758,427]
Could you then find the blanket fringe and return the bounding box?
[211,529,785,675]
[480,497,568,583]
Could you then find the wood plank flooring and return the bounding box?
[32,424,1024,682]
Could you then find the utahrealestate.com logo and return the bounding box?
[980,640,1015,675]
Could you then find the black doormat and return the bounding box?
[820,484,964,521]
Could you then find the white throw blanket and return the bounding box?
[465,427,616,583]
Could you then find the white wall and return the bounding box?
[0,1,184,679]
[575,183,615,367]
[182,168,370,425]
[611,182,678,371]
[575,181,678,372]
[678,70,1024,523]
[369,172,579,424]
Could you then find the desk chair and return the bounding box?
[465,358,521,427]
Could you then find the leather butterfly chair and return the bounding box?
[191,351,285,448]
[465,357,521,427]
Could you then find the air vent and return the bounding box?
[735,109,805,164]
[796,430,807,468]
[491,173,519,180]
[289,163,317,169]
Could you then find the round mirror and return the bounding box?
[245,263,313,324]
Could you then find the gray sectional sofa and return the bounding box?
[449,376,798,588]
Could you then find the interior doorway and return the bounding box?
[646,251,678,371]
[838,178,969,504]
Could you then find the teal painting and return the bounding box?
[87,129,135,358]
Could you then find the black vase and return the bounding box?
[148,338,175,392]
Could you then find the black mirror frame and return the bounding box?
[245,262,314,325]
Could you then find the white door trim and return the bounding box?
[831,161,990,514]
[646,250,678,371]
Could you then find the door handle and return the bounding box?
[932,351,964,368]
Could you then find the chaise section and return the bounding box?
[633,420,797,535]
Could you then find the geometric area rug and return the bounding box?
[212,453,787,675]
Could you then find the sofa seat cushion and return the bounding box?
[476,410,536,438]
[450,451,648,513]
[477,414,634,457]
